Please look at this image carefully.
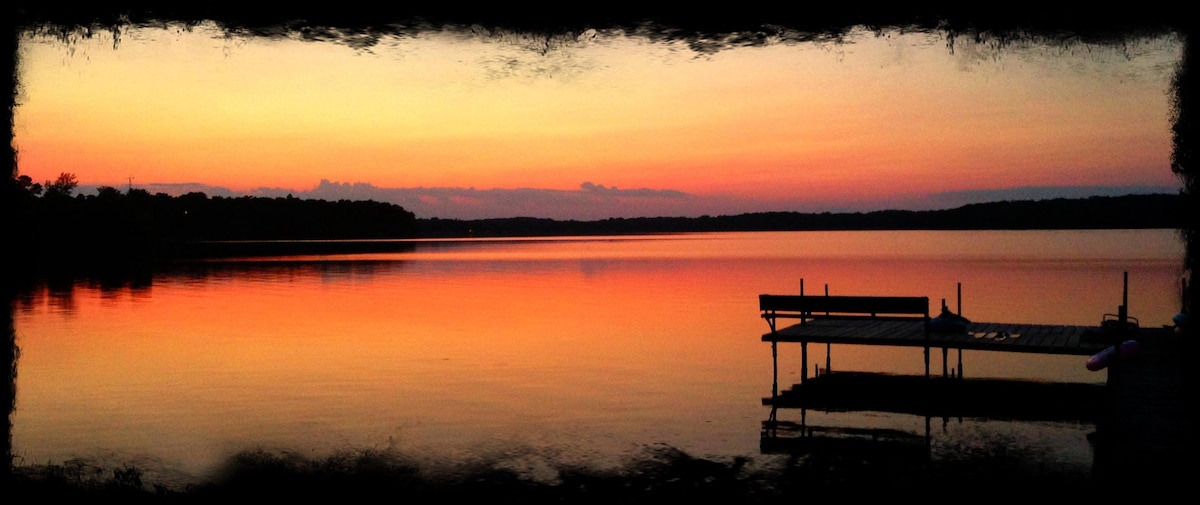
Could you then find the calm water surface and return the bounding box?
[11,230,1188,486]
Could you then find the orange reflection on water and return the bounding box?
[12,230,1188,484]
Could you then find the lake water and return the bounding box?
[10,229,1188,487]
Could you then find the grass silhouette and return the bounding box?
[8,440,1104,503]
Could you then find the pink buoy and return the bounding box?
[1085,339,1140,371]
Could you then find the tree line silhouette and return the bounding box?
[7,173,419,269]
[417,193,1184,237]
[7,172,1183,268]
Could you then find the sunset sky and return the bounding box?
[13,22,1185,220]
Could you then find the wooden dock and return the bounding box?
[756,281,1195,486]
[759,322,1193,483]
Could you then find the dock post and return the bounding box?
[1109,273,1129,380]
[801,341,808,384]
[1114,272,1128,376]
[957,348,963,379]
[1103,272,1129,444]
[825,284,832,373]
[771,341,779,398]
[942,347,949,378]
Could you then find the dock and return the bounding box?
[757,275,1195,485]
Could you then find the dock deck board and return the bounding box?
[762,318,1126,356]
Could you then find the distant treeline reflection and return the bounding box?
[6,174,1183,270]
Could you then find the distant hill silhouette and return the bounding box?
[415,193,1184,238]
[6,183,1182,272]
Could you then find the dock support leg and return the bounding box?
[771,341,778,398]
[942,347,948,378]
[923,346,930,378]
[801,341,808,384]
[957,348,963,379]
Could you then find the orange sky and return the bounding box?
[13,23,1185,219]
